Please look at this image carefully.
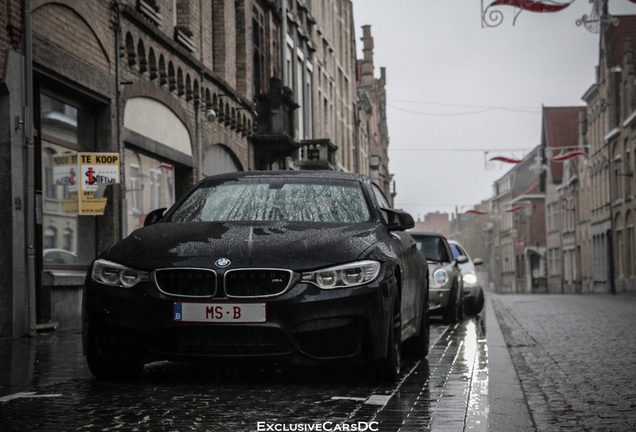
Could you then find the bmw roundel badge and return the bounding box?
[215,258,231,268]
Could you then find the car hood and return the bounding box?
[105,221,387,271]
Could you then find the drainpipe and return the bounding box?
[281,0,288,87]
[114,0,127,238]
[23,0,36,337]
[196,97,202,180]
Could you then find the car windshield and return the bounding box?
[414,236,450,262]
[167,177,372,223]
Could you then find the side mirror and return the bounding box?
[383,208,415,231]
[456,255,469,264]
[473,258,483,266]
[143,208,167,227]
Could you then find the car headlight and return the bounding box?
[301,260,381,289]
[432,269,449,287]
[91,259,150,288]
[463,273,478,285]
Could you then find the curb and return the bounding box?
[486,293,535,432]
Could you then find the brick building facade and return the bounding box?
[478,14,636,296]
[0,0,392,337]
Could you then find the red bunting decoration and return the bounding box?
[489,156,524,164]
[550,151,587,162]
[505,205,526,213]
[465,210,489,215]
[489,0,573,13]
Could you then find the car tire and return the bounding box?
[458,286,465,321]
[408,308,430,359]
[86,331,144,380]
[376,305,401,383]
[472,287,484,315]
[443,286,459,325]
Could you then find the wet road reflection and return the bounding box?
[371,316,487,431]
[0,317,488,431]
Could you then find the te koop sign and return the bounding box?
[53,152,120,216]
[79,153,120,215]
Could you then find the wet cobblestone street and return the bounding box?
[3,292,635,431]
[0,315,487,431]
[491,293,636,432]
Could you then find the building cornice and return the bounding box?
[623,110,636,128]
[604,127,620,143]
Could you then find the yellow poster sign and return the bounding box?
[52,153,79,215]
[53,152,120,216]
[79,153,120,215]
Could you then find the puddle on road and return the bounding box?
[368,316,488,431]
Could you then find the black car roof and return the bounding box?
[201,170,371,183]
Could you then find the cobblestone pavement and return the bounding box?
[0,316,488,432]
[490,292,636,432]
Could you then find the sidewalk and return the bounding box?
[485,290,534,432]
[0,329,90,399]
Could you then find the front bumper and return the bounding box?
[429,288,451,314]
[463,284,481,300]
[83,272,396,366]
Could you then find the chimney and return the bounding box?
[360,25,375,87]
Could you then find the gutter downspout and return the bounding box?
[281,0,288,87]
[196,97,202,180]
[23,0,36,337]
[114,0,127,238]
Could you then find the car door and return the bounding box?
[370,184,422,337]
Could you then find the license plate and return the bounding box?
[173,302,266,323]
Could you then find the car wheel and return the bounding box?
[376,305,401,382]
[443,286,459,325]
[86,331,144,380]
[472,287,485,315]
[458,286,465,321]
[408,308,430,359]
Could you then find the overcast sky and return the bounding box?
[352,0,636,221]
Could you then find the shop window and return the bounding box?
[125,148,175,236]
[39,90,96,268]
[43,148,56,199]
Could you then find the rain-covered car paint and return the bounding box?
[409,232,467,324]
[82,171,430,381]
[448,240,484,316]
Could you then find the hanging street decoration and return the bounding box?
[487,148,587,171]
[464,205,525,215]
[505,205,526,212]
[576,0,619,33]
[489,0,573,12]
[489,156,525,164]
[549,150,587,161]
[482,0,574,27]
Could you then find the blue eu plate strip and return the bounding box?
[174,302,183,321]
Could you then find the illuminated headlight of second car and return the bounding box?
[463,272,478,285]
[91,259,150,288]
[301,260,381,289]
[432,268,449,287]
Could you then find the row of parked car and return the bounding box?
[409,233,484,324]
[82,171,483,382]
